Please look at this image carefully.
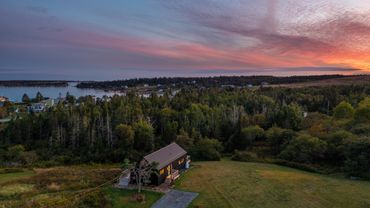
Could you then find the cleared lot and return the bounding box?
[176,161,370,208]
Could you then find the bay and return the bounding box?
[0,82,121,102]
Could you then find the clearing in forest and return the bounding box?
[176,160,370,208]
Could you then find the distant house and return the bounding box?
[42,98,54,107]
[29,98,54,113]
[132,143,190,186]
[172,90,179,96]
[29,103,46,113]
[141,93,151,98]
[0,96,8,102]
[0,96,8,107]
[221,84,235,89]
[157,89,164,97]
[261,82,269,87]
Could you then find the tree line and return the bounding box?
[0,80,68,87]
[0,84,369,178]
[76,75,349,89]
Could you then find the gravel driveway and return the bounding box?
[151,189,198,208]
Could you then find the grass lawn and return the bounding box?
[104,187,163,208]
[0,170,35,184]
[176,160,370,208]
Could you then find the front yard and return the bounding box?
[176,160,370,208]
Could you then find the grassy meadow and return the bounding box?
[176,160,370,208]
[0,169,35,185]
[0,166,164,208]
[1,161,370,208]
[0,166,120,207]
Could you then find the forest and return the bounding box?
[0,81,68,87]
[76,75,350,89]
[0,84,370,179]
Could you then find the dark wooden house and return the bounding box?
[139,142,190,185]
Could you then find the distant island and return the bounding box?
[0,80,69,87]
[76,74,365,90]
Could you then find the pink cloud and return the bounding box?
[1,1,369,76]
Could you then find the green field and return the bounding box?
[176,161,370,208]
[0,169,35,184]
[2,163,370,208]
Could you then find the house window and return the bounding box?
[160,169,164,175]
[178,158,184,165]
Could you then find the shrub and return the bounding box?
[279,134,327,163]
[231,151,254,162]
[324,130,354,165]
[354,104,370,123]
[343,138,370,177]
[0,168,24,174]
[350,123,370,135]
[333,101,354,119]
[76,189,110,208]
[190,138,223,161]
[20,151,39,166]
[229,125,265,150]
[272,159,323,173]
[266,127,295,155]
[270,103,303,130]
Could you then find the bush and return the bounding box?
[76,189,110,208]
[230,154,326,174]
[266,127,295,155]
[350,123,370,135]
[34,160,60,168]
[272,159,324,173]
[279,134,327,163]
[229,125,264,150]
[54,155,74,165]
[0,168,25,174]
[190,138,223,161]
[333,101,354,119]
[354,105,370,123]
[343,138,370,177]
[6,145,25,164]
[133,120,154,152]
[231,151,254,162]
[270,103,303,130]
[323,130,354,165]
[20,151,39,166]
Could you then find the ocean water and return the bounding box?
[0,82,121,102]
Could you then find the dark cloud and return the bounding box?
[27,6,48,14]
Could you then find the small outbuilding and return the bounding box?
[133,142,190,186]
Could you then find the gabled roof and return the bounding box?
[144,142,187,169]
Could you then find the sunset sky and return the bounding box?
[1,0,370,80]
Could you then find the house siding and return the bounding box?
[155,154,187,185]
